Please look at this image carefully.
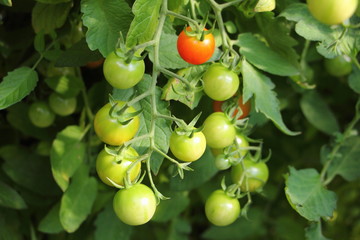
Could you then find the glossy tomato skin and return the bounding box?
[96,147,141,187]
[28,102,55,128]
[113,184,157,226]
[94,101,140,146]
[169,130,206,162]
[307,0,358,25]
[213,95,251,119]
[203,63,239,101]
[202,112,236,149]
[177,27,215,65]
[324,55,352,77]
[48,93,77,116]
[205,189,241,226]
[231,158,269,192]
[214,154,231,170]
[103,51,145,89]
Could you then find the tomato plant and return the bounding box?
[48,92,77,116]
[202,63,239,101]
[177,26,215,65]
[213,95,251,119]
[205,189,241,226]
[96,147,141,187]
[231,158,269,192]
[306,0,358,25]
[93,101,140,146]
[202,112,236,149]
[113,184,157,226]
[103,50,145,89]
[28,101,56,128]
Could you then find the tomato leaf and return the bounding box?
[0,67,38,110]
[0,180,27,210]
[36,0,71,3]
[300,91,340,135]
[237,33,299,76]
[59,165,97,233]
[0,0,12,6]
[81,0,133,57]
[242,60,299,136]
[38,203,64,234]
[50,125,86,192]
[125,0,162,49]
[305,222,330,240]
[94,203,133,240]
[348,66,360,94]
[31,2,72,34]
[285,167,337,221]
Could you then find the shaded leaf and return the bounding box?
[0,180,27,209]
[348,67,360,94]
[305,222,330,240]
[38,202,64,234]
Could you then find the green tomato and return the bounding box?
[307,0,358,25]
[205,189,241,226]
[113,184,157,226]
[202,112,236,149]
[48,93,77,116]
[214,154,231,170]
[324,55,353,77]
[231,158,269,192]
[94,101,140,146]
[169,129,206,162]
[28,102,55,128]
[103,50,145,89]
[96,147,141,187]
[202,63,239,101]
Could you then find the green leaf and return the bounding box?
[36,0,71,3]
[0,145,60,196]
[126,0,162,48]
[170,148,218,191]
[285,167,337,221]
[274,216,305,240]
[0,67,38,110]
[237,33,299,76]
[300,91,340,135]
[0,180,27,209]
[113,75,172,174]
[59,165,98,233]
[242,59,299,136]
[31,2,72,34]
[0,209,22,240]
[168,218,191,240]
[50,125,86,192]
[0,0,12,6]
[348,67,360,94]
[94,203,133,240]
[326,136,360,182]
[45,75,84,98]
[55,39,103,67]
[81,0,133,57]
[305,222,330,240]
[38,202,64,234]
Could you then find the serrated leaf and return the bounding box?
[237,33,299,76]
[113,75,172,174]
[242,59,299,136]
[50,126,86,192]
[305,222,330,240]
[0,180,27,209]
[326,136,360,182]
[170,148,217,191]
[348,67,360,94]
[59,166,97,233]
[81,0,133,57]
[31,2,72,34]
[94,203,132,240]
[0,67,38,110]
[38,202,64,234]
[285,167,337,221]
[126,0,162,48]
[300,91,339,135]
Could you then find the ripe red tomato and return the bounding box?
[202,63,239,101]
[93,101,140,146]
[113,184,157,226]
[96,147,141,187]
[205,189,241,226]
[85,58,104,69]
[177,27,215,65]
[213,95,251,119]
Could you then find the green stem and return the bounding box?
[166,10,200,29]
[159,67,193,89]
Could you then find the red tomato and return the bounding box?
[213,95,251,119]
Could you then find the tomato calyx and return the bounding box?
[108,96,142,125]
[184,12,215,41]
[113,32,147,64]
[173,112,203,138]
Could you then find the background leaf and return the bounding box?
[305,222,331,240]
[0,180,27,209]
[38,202,64,234]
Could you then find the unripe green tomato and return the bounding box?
[324,55,353,77]
[36,141,52,156]
[48,93,77,116]
[28,102,55,128]
[307,0,358,25]
[169,130,206,162]
[205,189,241,226]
